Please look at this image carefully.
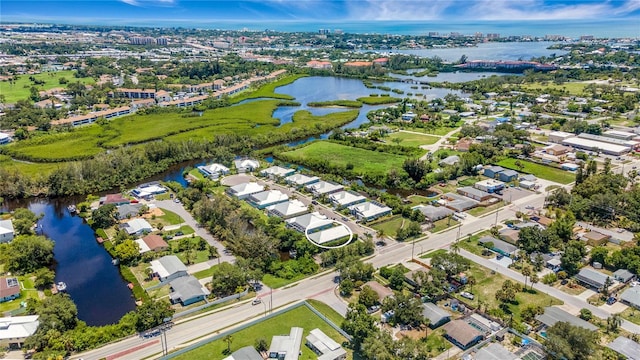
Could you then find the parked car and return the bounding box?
[175,231,184,236]
[460,292,474,300]
[311,200,318,205]
[251,298,262,305]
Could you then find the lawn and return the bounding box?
[229,74,306,103]
[456,263,562,323]
[619,306,640,326]
[188,168,206,181]
[520,81,590,96]
[419,249,448,259]
[466,201,506,217]
[157,208,184,225]
[407,195,434,206]
[278,141,409,178]
[496,158,575,184]
[171,304,351,360]
[307,299,346,326]
[356,96,401,105]
[0,70,95,103]
[429,217,459,233]
[192,264,218,280]
[370,215,405,239]
[262,273,310,289]
[0,155,60,177]
[385,132,439,147]
[410,126,461,137]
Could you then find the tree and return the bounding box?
[402,158,431,183]
[223,334,233,354]
[607,314,622,333]
[521,266,532,289]
[91,204,117,229]
[0,235,55,274]
[561,241,586,276]
[340,279,354,296]
[590,246,609,266]
[579,308,593,321]
[342,303,376,351]
[517,226,548,254]
[12,208,39,235]
[134,299,175,332]
[545,321,598,360]
[34,267,55,289]
[530,273,539,290]
[114,240,140,264]
[388,267,405,291]
[255,338,268,353]
[495,280,520,308]
[358,285,380,308]
[210,262,248,298]
[24,294,79,352]
[602,276,613,298]
[431,252,470,277]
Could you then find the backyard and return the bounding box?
[496,158,576,184]
[171,304,351,360]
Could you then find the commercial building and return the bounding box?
[267,200,309,219]
[349,201,392,222]
[169,275,209,306]
[227,182,265,199]
[548,131,574,143]
[603,130,638,141]
[536,307,598,331]
[329,191,366,208]
[497,169,518,182]
[474,179,504,193]
[442,193,479,212]
[0,315,39,349]
[0,219,14,243]
[562,137,631,156]
[483,166,505,179]
[577,133,640,150]
[305,328,347,360]
[246,190,289,209]
[150,255,188,282]
[457,186,493,202]
[268,327,304,360]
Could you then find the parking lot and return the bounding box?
[495,186,534,203]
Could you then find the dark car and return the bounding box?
[175,231,184,236]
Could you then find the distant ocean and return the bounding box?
[123,19,640,38]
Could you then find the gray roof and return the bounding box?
[475,343,518,360]
[458,186,491,199]
[478,236,518,255]
[169,275,208,303]
[421,303,451,326]
[444,193,479,212]
[116,203,143,219]
[576,268,611,289]
[607,336,640,360]
[151,255,187,278]
[439,155,460,166]
[520,174,537,181]
[500,169,518,176]
[621,286,640,307]
[486,165,505,173]
[535,307,598,331]
[223,346,263,360]
[613,269,635,282]
[415,205,453,221]
[443,320,483,347]
[269,327,304,360]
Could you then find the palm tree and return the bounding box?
[376,228,386,240]
[522,266,532,290]
[530,273,539,290]
[223,334,233,354]
[607,314,622,332]
[450,241,460,254]
[467,276,476,292]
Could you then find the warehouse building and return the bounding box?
[562,137,631,156]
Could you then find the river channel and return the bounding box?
[0,71,510,325]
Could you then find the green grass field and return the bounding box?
[262,273,310,289]
[307,100,363,108]
[0,155,61,177]
[4,126,111,161]
[279,141,409,178]
[370,215,405,238]
[229,74,306,103]
[172,304,351,360]
[385,132,439,147]
[496,158,575,184]
[157,208,184,225]
[356,96,402,105]
[520,81,590,96]
[0,70,95,103]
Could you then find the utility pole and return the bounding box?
[494,206,500,227]
[411,241,415,260]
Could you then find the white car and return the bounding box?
[460,291,474,300]
[251,298,262,305]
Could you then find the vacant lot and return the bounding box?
[0,70,95,103]
[370,215,405,238]
[279,141,409,178]
[385,132,439,147]
[520,81,589,96]
[496,158,575,184]
[172,304,350,360]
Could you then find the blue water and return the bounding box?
[391,71,522,83]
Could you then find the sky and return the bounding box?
[2,0,640,25]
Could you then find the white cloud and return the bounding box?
[465,0,617,20]
[348,0,455,20]
[119,0,176,7]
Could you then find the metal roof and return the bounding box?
[607,336,640,360]
[621,286,640,307]
[475,343,518,360]
[535,307,598,331]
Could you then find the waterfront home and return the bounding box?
[306,181,344,197]
[131,183,167,199]
[306,328,347,360]
[150,255,188,282]
[260,165,295,180]
[122,218,152,236]
[349,201,392,222]
[0,315,39,349]
[227,182,265,200]
[266,200,309,219]
[0,219,15,243]
[284,173,320,188]
[234,158,260,173]
[329,190,366,209]
[100,193,130,206]
[136,234,169,253]
[286,212,331,233]
[198,163,230,179]
[0,277,20,303]
[246,190,289,209]
[269,327,304,360]
[169,275,209,306]
[116,203,144,220]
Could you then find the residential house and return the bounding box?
[286,212,331,233]
[150,255,188,282]
[443,320,483,349]
[308,225,351,245]
[580,231,611,246]
[329,191,366,209]
[222,346,263,360]
[260,165,296,180]
[401,112,417,121]
[497,169,518,182]
[116,203,144,220]
[474,179,504,193]
[0,277,20,303]
[306,181,344,197]
[422,303,451,328]
[414,205,453,222]
[284,173,320,188]
[499,228,519,244]
[0,315,39,349]
[478,236,518,258]
[575,268,612,290]
[474,343,519,360]
[405,267,429,287]
[234,158,260,173]
[246,190,289,209]
[267,200,309,219]
[198,163,230,179]
[536,307,598,331]
[613,269,635,283]
[456,138,474,152]
[169,275,209,306]
[483,166,505,179]
[227,182,265,200]
[607,336,640,360]
[0,220,15,243]
[363,281,394,300]
[349,201,392,222]
[306,328,347,360]
[442,193,479,212]
[122,218,152,236]
[136,234,169,253]
[457,187,493,202]
[101,193,130,206]
[268,327,304,360]
[131,183,167,199]
[620,287,640,309]
[439,155,460,166]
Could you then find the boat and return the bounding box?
[67,204,77,214]
[112,259,120,266]
[56,281,67,292]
